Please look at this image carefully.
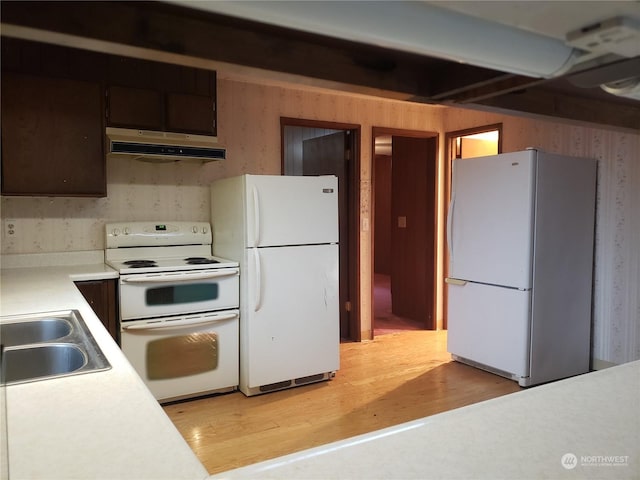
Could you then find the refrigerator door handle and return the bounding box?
[254,249,263,312]
[447,194,456,258]
[251,185,261,247]
[445,277,467,286]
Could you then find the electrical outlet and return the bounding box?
[5,219,16,236]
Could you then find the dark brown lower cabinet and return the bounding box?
[75,279,119,345]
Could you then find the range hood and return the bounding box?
[106,127,226,163]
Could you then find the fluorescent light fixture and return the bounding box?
[169,0,578,78]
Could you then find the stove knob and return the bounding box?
[112,228,121,237]
[123,227,130,235]
[192,226,198,234]
[202,226,209,234]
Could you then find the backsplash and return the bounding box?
[1,160,214,253]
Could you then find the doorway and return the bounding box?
[372,127,438,337]
[281,118,361,341]
[443,124,502,329]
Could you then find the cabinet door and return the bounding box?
[106,56,217,136]
[1,73,105,196]
[75,280,119,344]
[107,85,163,131]
[166,92,215,135]
[165,68,216,135]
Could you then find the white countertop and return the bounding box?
[3,253,638,480]
[212,360,640,480]
[1,253,209,480]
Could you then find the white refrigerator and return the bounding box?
[446,149,596,387]
[211,174,340,396]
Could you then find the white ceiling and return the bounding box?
[429,1,640,41]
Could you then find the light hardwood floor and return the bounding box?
[163,330,521,475]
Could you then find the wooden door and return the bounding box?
[374,154,392,275]
[390,136,437,328]
[302,131,351,338]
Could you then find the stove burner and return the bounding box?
[184,257,220,265]
[123,260,158,268]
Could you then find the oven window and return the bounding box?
[147,333,219,379]
[146,283,219,306]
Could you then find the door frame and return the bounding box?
[443,123,502,329]
[280,117,362,341]
[371,127,439,335]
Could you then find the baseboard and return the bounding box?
[591,358,619,371]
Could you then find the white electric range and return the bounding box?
[105,221,240,403]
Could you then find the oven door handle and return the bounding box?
[122,312,239,331]
[121,268,239,283]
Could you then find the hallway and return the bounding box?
[373,273,423,336]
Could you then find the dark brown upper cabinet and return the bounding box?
[1,72,106,197]
[106,57,217,136]
[1,38,218,197]
[107,85,164,131]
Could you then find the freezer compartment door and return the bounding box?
[245,174,338,247]
[244,244,340,389]
[447,281,531,377]
[449,151,536,289]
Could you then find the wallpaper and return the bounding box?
[1,76,637,366]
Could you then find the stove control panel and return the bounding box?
[106,221,212,248]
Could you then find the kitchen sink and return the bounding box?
[1,317,72,348]
[0,310,111,385]
[3,344,86,384]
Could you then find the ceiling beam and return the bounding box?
[1,0,638,131]
[0,0,503,99]
[468,86,640,132]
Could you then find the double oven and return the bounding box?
[105,221,240,403]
